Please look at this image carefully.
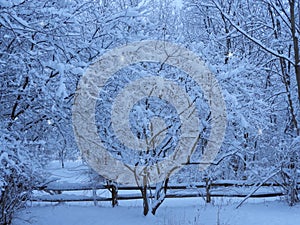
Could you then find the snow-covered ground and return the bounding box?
[13,198,300,225]
[12,161,300,225]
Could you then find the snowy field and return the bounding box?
[12,161,300,225]
[13,199,300,225]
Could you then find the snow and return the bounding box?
[2,0,300,224]
[125,8,139,17]
[13,199,300,225]
[174,0,183,9]
[43,160,98,184]
[12,160,298,225]
[292,136,300,146]
[0,0,12,7]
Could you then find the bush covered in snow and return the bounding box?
[0,146,41,225]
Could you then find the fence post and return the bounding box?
[204,177,211,203]
[111,184,118,207]
[92,188,98,206]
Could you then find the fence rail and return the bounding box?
[31,180,300,206]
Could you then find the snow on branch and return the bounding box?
[212,0,295,65]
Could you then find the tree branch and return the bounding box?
[212,0,295,66]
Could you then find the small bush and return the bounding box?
[0,150,40,225]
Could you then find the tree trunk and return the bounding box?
[289,0,300,108]
[141,175,149,216]
[151,178,169,215]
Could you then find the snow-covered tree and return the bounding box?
[0,0,153,220]
[182,0,299,205]
[0,127,42,225]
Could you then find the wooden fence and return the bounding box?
[31,180,299,207]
